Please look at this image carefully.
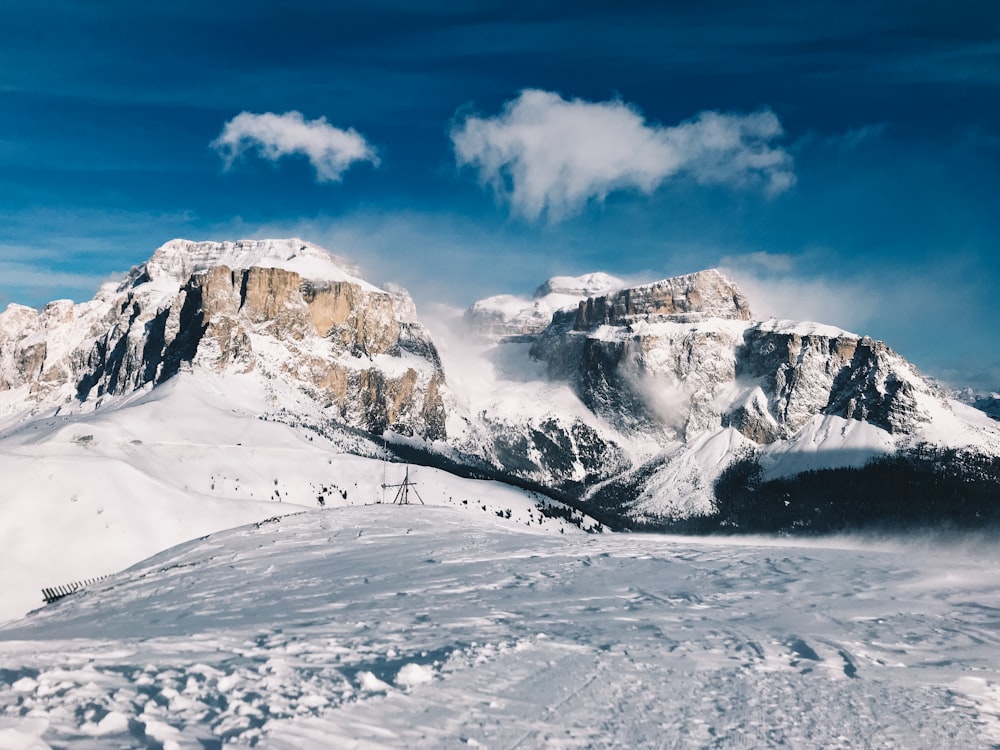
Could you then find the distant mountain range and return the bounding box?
[2,238,999,611]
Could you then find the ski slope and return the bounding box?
[0,372,590,624]
[1,505,998,748]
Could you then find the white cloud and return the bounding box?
[718,251,879,331]
[211,111,378,182]
[725,272,879,332]
[451,89,795,221]
[0,261,115,304]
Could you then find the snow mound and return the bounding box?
[465,271,625,341]
[134,238,378,291]
[532,271,625,299]
[395,662,435,688]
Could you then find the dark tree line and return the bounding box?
[708,444,1000,534]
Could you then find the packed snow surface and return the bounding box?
[1,505,999,748]
[753,318,859,339]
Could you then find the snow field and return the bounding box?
[0,506,998,748]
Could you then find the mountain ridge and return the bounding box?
[3,238,999,537]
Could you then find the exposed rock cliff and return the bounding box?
[500,268,978,522]
[0,239,447,439]
[734,322,928,439]
[574,269,751,328]
[532,272,929,446]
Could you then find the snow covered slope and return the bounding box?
[0,505,998,748]
[0,367,592,623]
[953,387,1000,422]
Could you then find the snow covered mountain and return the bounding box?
[463,271,624,341]
[1,238,446,439]
[952,387,1000,422]
[0,239,596,622]
[2,237,999,591]
[2,236,1000,750]
[457,268,1000,524]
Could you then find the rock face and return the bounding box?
[509,269,957,521]
[475,414,630,490]
[574,269,751,328]
[734,323,928,439]
[532,274,929,445]
[0,239,447,439]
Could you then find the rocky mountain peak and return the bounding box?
[464,271,625,342]
[124,238,373,291]
[0,239,448,440]
[574,268,752,329]
[3,240,999,535]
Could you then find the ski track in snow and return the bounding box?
[0,506,998,748]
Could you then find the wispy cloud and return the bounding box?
[451,89,795,221]
[211,111,378,182]
[0,262,112,291]
[795,123,888,153]
[0,258,116,310]
[836,123,888,151]
[718,251,796,275]
[726,273,880,333]
[0,206,203,309]
[719,249,882,331]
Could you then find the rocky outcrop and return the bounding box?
[574,269,751,328]
[734,325,928,437]
[534,316,747,439]
[532,271,930,444]
[0,299,113,400]
[534,270,752,439]
[824,337,927,433]
[1,239,448,440]
[481,414,630,490]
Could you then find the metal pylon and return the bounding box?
[381,466,425,505]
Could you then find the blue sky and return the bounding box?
[2,0,998,388]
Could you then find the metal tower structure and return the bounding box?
[380,466,425,505]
